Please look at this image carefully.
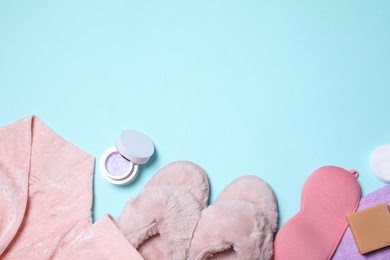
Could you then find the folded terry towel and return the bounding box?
[332,184,390,259]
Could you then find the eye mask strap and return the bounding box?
[349,169,359,179]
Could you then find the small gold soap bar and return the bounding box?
[346,203,390,254]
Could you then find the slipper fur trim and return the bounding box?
[188,201,274,260]
[188,175,278,260]
[118,186,201,259]
[215,175,278,233]
[144,161,209,208]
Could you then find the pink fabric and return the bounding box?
[0,116,143,259]
[274,166,361,260]
[118,161,210,260]
[57,214,143,260]
[188,175,278,260]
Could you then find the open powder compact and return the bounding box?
[99,129,154,185]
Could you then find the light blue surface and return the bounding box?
[1,0,390,228]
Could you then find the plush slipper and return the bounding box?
[117,161,209,260]
[142,160,209,209]
[187,175,278,260]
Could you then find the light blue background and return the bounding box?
[1,0,389,228]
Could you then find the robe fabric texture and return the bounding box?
[0,116,143,259]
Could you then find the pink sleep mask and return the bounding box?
[274,166,361,260]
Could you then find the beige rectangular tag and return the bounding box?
[346,203,390,254]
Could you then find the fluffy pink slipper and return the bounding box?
[142,160,209,209]
[118,161,209,260]
[188,175,278,260]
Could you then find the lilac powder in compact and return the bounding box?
[99,130,154,185]
[105,151,132,178]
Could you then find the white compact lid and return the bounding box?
[116,129,154,164]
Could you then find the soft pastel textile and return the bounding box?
[0,116,143,259]
[274,166,361,260]
[188,175,278,260]
[332,184,390,259]
[118,161,210,260]
[56,214,143,260]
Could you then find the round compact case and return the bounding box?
[99,129,154,185]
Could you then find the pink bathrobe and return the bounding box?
[0,116,143,259]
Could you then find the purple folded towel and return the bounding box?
[332,184,390,259]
